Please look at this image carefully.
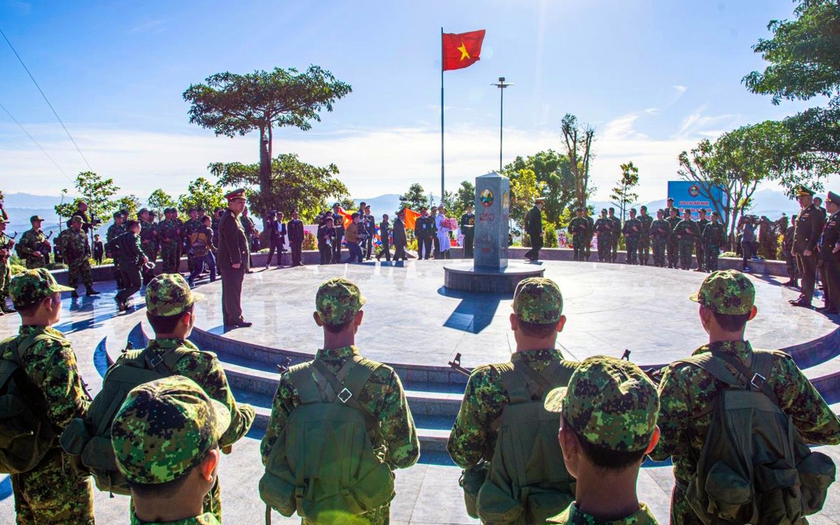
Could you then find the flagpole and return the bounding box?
[440,27,445,205]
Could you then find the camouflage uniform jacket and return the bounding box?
[623,218,641,240]
[638,214,653,240]
[594,218,613,237]
[158,219,181,245]
[568,217,591,239]
[0,232,14,262]
[649,219,670,240]
[447,348,575,467]
[131,512,220,525]
[183,218,202,240]
[106,223,126,244]
[0,325,91,433]
[140,220,158,246]
[673,219,699,242]
[664,216,681,239]
[57,228,90,264]
[609,217,622,237]
[116,338,254,447]
[650,340,840,485]
[18,228,49,266]
[696,219,709,240]
[261,345,420,470]
[702,221,726,248]
[548,502,658,525]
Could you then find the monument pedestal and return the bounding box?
[443,262,545,293]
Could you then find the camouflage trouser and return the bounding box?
[706,244,720,272]
[67,259,93,290]
[160,242,180,273]
[667,238,679,268]
[695,241,705,271]
[678,241,694,270]
[610,236,619,262]
[584,237,593,260]
[597,234,611,262]
[0,261,9,300]
[671,484,703,525]
[625,236,639,265]
[572,235,585,261]
[638,236,650,265]
[11,448,94,525]
[652,238,667,267]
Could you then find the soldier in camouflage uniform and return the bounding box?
[567,207,591,261]
[674,209,699,271]
[651,270,840,525]
[112,376,231,525]
[448,277,577,520]
[139,208,158,285]
[608,207,621,263]
[544,356,660,525]
[261,278,420,525]
[584,211,595,260]
[622,208,642,265]
[3,269,94,524]
[694,208,709,272]
[56,215,99,298]
[650,209,670,268]
[106,211,127,288]
[127,273,255,521]
[665,207,681,269]
[183,208,202,274]
[18,215,52,269]
[159,208,182,274]
[0,218,16,312]
[594,209,613,263]
[702,211,726,272]
[637,205,653,265]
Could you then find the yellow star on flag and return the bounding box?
[457,42,470,61]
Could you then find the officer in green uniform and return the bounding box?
[651,270,840,525]
[2,269,93,524]
[56,215,99,298]
[139,208,158,285]
[159,208,182,274]
[694,208,709,271]
[261,278,420,525]
[567,207,590,261]
[702,211,726,272]
[460,205,476,258]
[125,273,255,520]
[622,208,642,265]
[106,211,127,288]
[448,277,577,522]
[819,191,840,314]
[524,198,545,261]
[650,210,669,268]
[791,186,824,308]
[544,356,661,525]
[183,208,202,274]
[665,207,681,269]
[18,215,52,269]
[637,205,653,265]
[584,210,595,261]
[112,376,230,525]
[608,207,621,263]
[106,220,148,311]
[594,209,613,263]
[674,209,699,270]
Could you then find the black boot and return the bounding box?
[86,287,100,296]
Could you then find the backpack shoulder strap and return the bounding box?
[497,363,530,404]
[138,345,193,376]
[288,362,322,404]
[7,332,59,367]
[714,349,780,405]
[674,353,743,389]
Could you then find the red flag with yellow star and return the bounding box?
[442,30,485,71]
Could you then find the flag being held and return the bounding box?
[442,30,485,71]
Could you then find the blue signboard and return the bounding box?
[667,181,726,219]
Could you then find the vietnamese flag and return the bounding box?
[402,208,420,231]
[442,30,485,71]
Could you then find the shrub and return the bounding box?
[302,231,317,251]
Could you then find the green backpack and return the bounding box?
[679,350,836,525]
[0,333,60,474]
[60,345,192,495]
[474,360,576,525]
[259,356,395,524]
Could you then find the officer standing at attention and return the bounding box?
[791,186,824,309]
[637,205,653,265]
[674,209,699,271]
[18,215,51,270]
[702,211,726,272]
[111,376,231,525]
[460,204,476,258]
[393,210,408,262]
[567,207,590,261]
[331,203,345,264]
[139,208,158,285]
[608,207,621,263]
[415,206,433,260]
[56,215,100,298]
[651,270,840,524]
[818,191,840,315]
[2,269,93,523]
[524,197,545,261]
[594,209,613,263]
[218,189,252,328]
[665,207,681,269]
[694,208,709,272]
[159,208,182,274]
[544,356,661,525]
[288,210,305,267]
[650,209,669,268]
[623,208,642,265]
[448,277,577,523]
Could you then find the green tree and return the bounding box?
[453,180,476,218]
[147,189,176,218]
[209,153,348,223]
[178,177,226,213]
[54,171,120,231]
[399,183,429,211]
[184,66,352,200]
[504,149,576,226]
[560,115,595,210]
[611,162,640,222]
[116,194,141,219]
[509,168,544,239]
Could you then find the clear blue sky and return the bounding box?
[0,0,826,202]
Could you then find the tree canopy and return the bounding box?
[611,162,640,222]
[399,183,430,211]
[55,171,120,224]
[504,149,575,224]
[147,189,176,218]
[560,114,595,210]
[177,177,226,213]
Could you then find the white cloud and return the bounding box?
[673,85,687,95]
[127,20,165,35]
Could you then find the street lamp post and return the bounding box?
[491,77,513,173]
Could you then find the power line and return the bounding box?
[0,100,73,181]
[0,26,93,171]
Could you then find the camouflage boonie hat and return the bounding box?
[10,268,74,309]
[316,277,366,325]
[145,274,202,316]
[513,277,563,324]
[545,356,659,452]
[111,376,231,485]
[689,270,754,315]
